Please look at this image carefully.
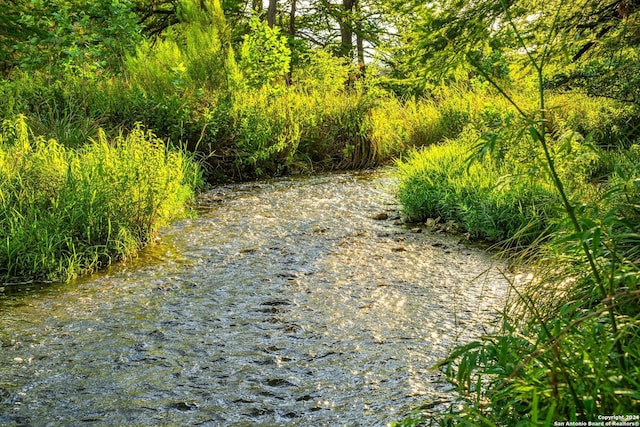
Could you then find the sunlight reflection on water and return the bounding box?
[1,169,511,426]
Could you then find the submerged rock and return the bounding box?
[371,212,389,220]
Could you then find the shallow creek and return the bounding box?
[0,170,510,426]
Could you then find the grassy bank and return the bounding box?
[0,71,430,181]
[0,116,202,283]
[396,132,559,248]
[393,83,640,424]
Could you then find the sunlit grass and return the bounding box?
[396,129,558,248]
[0,116,202,283]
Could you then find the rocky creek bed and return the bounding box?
[0,170,511,426]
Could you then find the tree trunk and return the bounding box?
[286,0,297,85]
[339,0,354,59]
[354,0,365,76]
[267,0,277,27]
[289,0,296,35]
[356,30,364,76]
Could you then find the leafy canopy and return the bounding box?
[379,0,640,102]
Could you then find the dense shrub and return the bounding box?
[224,87,381,178]
[239,17,291,89]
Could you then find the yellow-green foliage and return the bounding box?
[371,85,522,157]
[124,0,236,96]
[389,88,605,239]
[295,89,378,170]
[547,92,640,149]
[239,17,291,89]
[291,50,351,94]
[228,86,382,177]
[371,97,444,156]
[125,28,227,95]
[396,129,558,245]
[0,116,202,282]
[231,88,302,176]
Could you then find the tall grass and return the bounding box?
[371,85,519,156]
[396,130,560,249]
[0,72,108,148]
[547,92,640,150]
[0,116,202,283]
[220,86,386,178]
[0,70,395,181]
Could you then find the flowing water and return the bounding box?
[0,170,510,426]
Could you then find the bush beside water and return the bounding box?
[0,117,202,283]
[396,132,558,246]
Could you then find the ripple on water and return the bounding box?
[0,170,510,426]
